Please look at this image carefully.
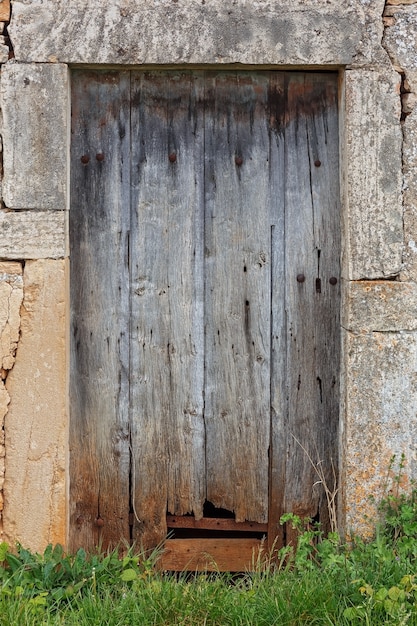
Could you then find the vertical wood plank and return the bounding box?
[70,71,131,551]
[204,72,271,523]
[284,73,340,542]
[304,73,340,533]
[268,72,287,548]
[130,72,205,549]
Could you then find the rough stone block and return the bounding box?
[344,280,417,332]
[402,96,417,280]
[0,44,8,63]
[387,0,417,5]
[345,69,403,279]
[342,330,417,539]
[0,0,9,23]
[383,5,417,71]
[9,0,385,66]
[0,210,66,259]
[3,260,67,549]
[0,262,23,521]
[0,262,22,375]
[1,63,69,210]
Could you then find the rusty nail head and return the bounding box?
[235,156,243,166]
[95,517,104,528]
[296,274,305,283]
[329,277,338,285]
[80,155,90,164]
[75,515,84,525]
[169,152,177,163]
[96,153,105,162]
[314,159,321,167]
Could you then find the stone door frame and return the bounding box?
[0,1,413,549]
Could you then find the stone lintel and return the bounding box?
[9,1,381,67]
[1,63,69,211]
[344,69,403,280]
[0,210,66,259]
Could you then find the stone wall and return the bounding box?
[0,0,18,536]
[0,0,415,548]
[340,0,417,538]
[0,1,68,547]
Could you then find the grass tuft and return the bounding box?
[2,457,417,624]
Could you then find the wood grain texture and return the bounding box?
[204,73,271,524]
[283,73,340,543]
[69,71,131,551]
[130,72,206,549]
[70,70,340,558]
[159,538,265,571]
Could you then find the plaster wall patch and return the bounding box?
[2,260,67,549]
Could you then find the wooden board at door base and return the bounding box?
[70,70,340,564]
[159,539,266,572]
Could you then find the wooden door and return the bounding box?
[70,70,340,556]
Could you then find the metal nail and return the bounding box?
[329,277,338,285]
[235,156,243,166]
[95,517,104,527]
[96,153,105,162]
[80,155,90,164]
[296,274,305,283]
[314,160,321,167]
[169,152,177,163]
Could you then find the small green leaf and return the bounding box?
[120,568,137,582]
[375,587,388,602]
[388,585,403,602]
[359,584,374,597]
[343,607,360,620]
[30,592,48,606]
[400,575,415,591]
[384,598,395,614]
[6,554,22,573]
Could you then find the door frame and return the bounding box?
[1,1,406,552]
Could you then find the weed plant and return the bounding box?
[2,456,417,624]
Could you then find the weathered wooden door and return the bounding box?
[70,70,340,561]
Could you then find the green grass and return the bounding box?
[3,463,417,625]
[0,532,416,626]
[0,560,351,626]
